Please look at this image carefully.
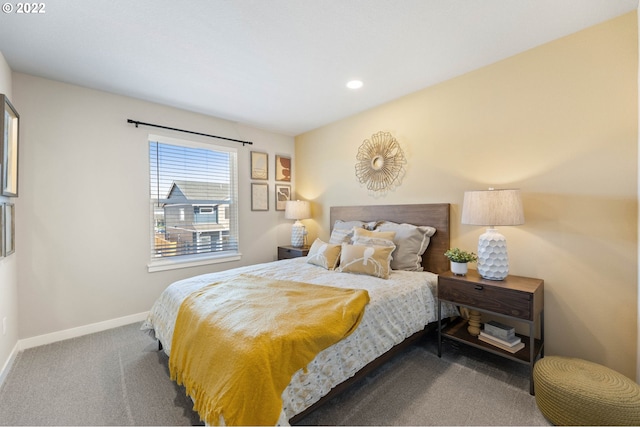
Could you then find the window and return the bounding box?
[148,135,239,272]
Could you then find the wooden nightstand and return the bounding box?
[437,270,544,394]
[277,246,309,260]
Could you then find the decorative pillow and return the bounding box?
[375,221,436,271]
[352,227,396,245]
[337,243,394,279]
[352,236,396,250]
[328,220,378,244]
[306,238,341,270]
[329,227,356,245]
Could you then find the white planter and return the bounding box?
[450,261,468,276]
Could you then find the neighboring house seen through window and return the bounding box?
[148,135,239,271]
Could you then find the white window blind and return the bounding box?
[149,136,239,265]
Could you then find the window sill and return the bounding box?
[147,252,242,273]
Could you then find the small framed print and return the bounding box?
[0,203,4,257]
[251,183,269,211]
[1,94,19,197]
[275,155,291,182]
[275,184,291,211]
[4,203,13,256]
[250,151,268,180]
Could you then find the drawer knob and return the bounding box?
[474,285,484,291]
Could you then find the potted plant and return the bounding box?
[444,248,477,276]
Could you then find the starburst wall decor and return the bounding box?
[355,131,406,193]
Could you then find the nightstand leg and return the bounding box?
[540,310,545,358]
[437,301,442,357]
[529,322,535,395]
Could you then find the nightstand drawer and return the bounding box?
[278,246,309,260]
[439,278,533,320]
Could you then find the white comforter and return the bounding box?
[141,258,458,424]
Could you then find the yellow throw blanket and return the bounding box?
[169,274,370,426]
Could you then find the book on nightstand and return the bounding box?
[478,332,525,353]
[479,331,521,347]
[483,320,516,340]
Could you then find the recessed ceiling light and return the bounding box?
[346,80,363,89]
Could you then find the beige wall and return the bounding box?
[0,52,18,380]
[11,73,295,340]
[296,12,638,378]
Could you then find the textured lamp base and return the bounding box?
[477,228,509,280]
[290,221,306,247]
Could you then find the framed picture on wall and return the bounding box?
[0,203,4,257]
[4,202,14,256]
[251,183,269,211]
[275,155,291,182]
[275,184,290,211]
[1,94,19,197]
[250,151,268,180]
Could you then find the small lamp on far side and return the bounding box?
[285,200,311,247]
[461,188,524,280]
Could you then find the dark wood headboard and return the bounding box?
[329,203,450,274]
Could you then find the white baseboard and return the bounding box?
[0,312,149,388]
[0,341,19,388]
[18,311,149,350]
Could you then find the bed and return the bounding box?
[142,203,458,425]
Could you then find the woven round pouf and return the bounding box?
[533,356,640,426]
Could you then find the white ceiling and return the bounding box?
[0,0,637,136]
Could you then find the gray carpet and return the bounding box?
[299,340,550,426]
[0,322,550,426]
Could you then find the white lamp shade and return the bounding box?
[285,200,311,220]
[461,189,524,227]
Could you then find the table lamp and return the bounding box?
[285,200,310,247]
[461,188,524,280]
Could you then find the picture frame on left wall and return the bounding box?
[275,184,290,211]
[1,94,19,197]
[250,151,268,180]
[275,155,291,182]
[0,203,4,257]
[251,183,269,211]
[4,202,14,256]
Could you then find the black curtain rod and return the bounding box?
[127,119,253,146]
